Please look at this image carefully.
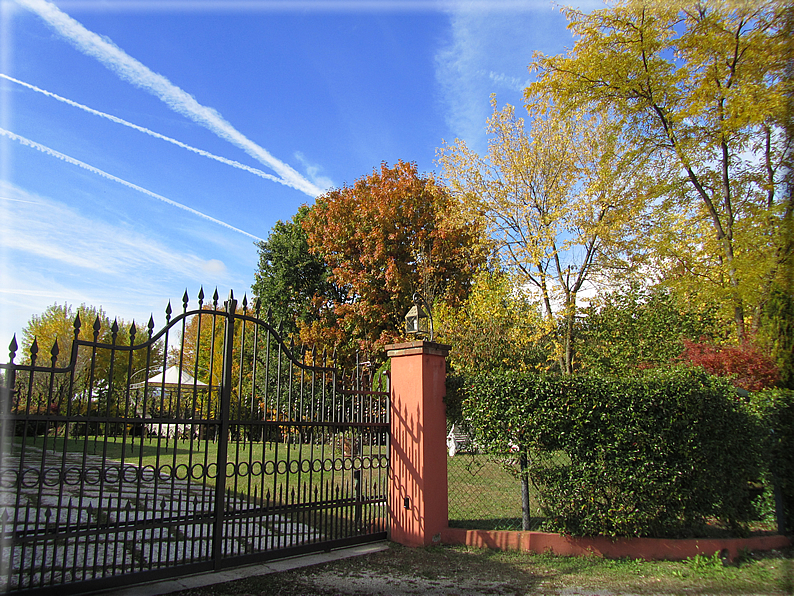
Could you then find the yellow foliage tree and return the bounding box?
[438,97,647,373]
[529,0,792,343]
[435,269,552,374]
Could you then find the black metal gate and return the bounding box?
[0,290,389,594]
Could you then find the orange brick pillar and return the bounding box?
[385,340,450,547]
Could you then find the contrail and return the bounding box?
[0,127,263,241]
[16,0,324,198]
[0,73,286,186]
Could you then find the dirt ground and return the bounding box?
[164,542,793,596]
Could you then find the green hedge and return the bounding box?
[457,368,766,538]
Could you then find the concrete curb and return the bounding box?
[94,542,390,596]
[440,528,791,562]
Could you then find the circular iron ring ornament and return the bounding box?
[206,462,218,479]
[84,467,102,485]
[123,466,138,483]
[64,467,82,486]
[190,463,204,480]
[140,465,156,482]
[174,464,190,480]
[20,468,40,488]
[157,464,172,481]
[103,466,120,484]
[1,469,18,488]
[43,468,62,487]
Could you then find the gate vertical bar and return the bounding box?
[0,338,17,589]
[212,291,237,570]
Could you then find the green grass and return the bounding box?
[447,453,547,530]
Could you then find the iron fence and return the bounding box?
[0,289,389,595]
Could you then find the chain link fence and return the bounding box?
[446,423,573,531]
[447,451,572,531]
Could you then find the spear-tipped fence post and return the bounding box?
[212,290,236,569]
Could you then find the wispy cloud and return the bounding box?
[16,0,324,197]
[434,3,598,152]
[0,126,263,241]
[434,10,495,151]
[0,73,291,187]
[25,1,589,13]
[0,182,243,336]
[0,183,227,277]
[294,151,334,192]
[486,70,531,93]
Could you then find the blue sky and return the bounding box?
[0,0,601,351]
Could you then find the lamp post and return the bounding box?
[404,292,434,342]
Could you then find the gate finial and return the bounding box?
[29,338,39,366]
[9,335,17,364]
[50,340,59,366]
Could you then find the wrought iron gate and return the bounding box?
[0,290,389,594]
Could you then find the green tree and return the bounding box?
[302,160,487,359]
[761,285,794,389]
[576,284,721,375]
[529,0,792,343]
[252,206,343,336]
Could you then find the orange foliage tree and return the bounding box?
[301,160,487,360]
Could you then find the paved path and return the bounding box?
[0,445,321,592]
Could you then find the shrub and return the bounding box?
[461,368,763,537]
[680,340,780,391]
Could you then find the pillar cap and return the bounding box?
[385,340,451,358]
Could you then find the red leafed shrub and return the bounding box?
[681,340,781,391]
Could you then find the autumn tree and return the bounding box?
[301,160,486,358]
[438,97,647,373]
[680,339,781,392]
[529,0,792,343]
